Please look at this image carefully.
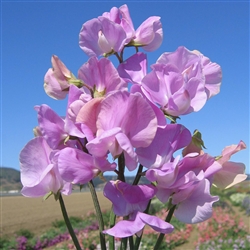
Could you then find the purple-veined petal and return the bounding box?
[79,18,103,57]
[96,91,157,148]
[20,137,53,187]
[76,97,103,135]
[35,104,67,149]
[174,179,219,224]
[57,147,99,184]
[137,124,191,168]
[98,16,126,53]
[115,133,138,171]
[78,56,127,95]
[87,127,122,157]
[134,16,163,51]
[104,181,156,216]
[44,68,68,100]
[117,52,147,85]
[20,137,69,197]
[103,211,174,237]
[213,162,247,189]
[130,84,167,128]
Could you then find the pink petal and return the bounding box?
[174,179,219,224]
[20,137,52,187]
[57,147,99,184]
[117,52,147,84]
[44,68,68,100]
[76,97,103,135]
[213,162,247,189]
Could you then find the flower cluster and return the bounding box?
[19,4,247,248]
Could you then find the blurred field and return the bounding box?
[0,192,111,237]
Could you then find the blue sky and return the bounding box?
[1,1,249,175]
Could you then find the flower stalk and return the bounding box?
[154,204,177,250]
[58,194,82,250]
[88,180,107,250]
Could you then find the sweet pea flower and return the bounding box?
[141,46,207,116]
[103,211,174,238]
[103,179,167,238]
[146,153,221,223]
[57,147,116,185]
[79,17,126,57]
[131,16,163,52]
[44,55,81,100]
[20,137,72,198]
[102,4,135,43]
[78,56,127,97]
[77,90,158,171]
[104,180,157,216]
[213,141,247,189]
[173,178,219,224]
[118,53,167,127]
[192,50,222,98]
[102,5,163,51]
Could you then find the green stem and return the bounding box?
[114,52,123,64]
[129,236,134,249]
[133,164,143,185]
[118,153,125,182]
[135,234,143,250]
[120,237,128,250]
[108,209,116,250]
[153,205,177,250]
[59,194,82,250]
[88,180,107,250]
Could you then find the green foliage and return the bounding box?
[0,237,16,250]
[52,215,94,232]
[40,228,60,241]
[148,198,166,215]
[169,216,186,231]
[230,193,248,206]
[52,219,67,228]
[101,210,111,227]
[15,228,34,239]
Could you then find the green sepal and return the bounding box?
[103,49,115,57]
[68,78,83,88]
[125,40,144,48]
[54,191,61,201]
[164,113,180,123]
[215,155,222,161]
[79,185,84,191]
[43,191,53,201]
[64,135,70,145]
[192,129,206,149]
[93,85,106,98]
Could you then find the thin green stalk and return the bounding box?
[133,164,143,185]
[108,209,116,250]
[153,205,177,250]
[129,235,134,249]
[88,180,107,250]
[120,237,128,250]
[118,153,125,182]
[59,194,82,250]
[134,234,143,250]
